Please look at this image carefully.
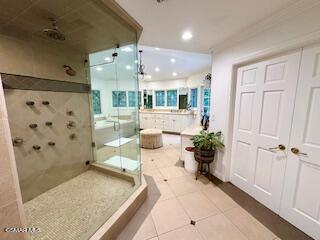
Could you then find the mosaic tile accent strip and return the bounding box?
[1,73,90,93]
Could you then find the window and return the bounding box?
[112,91,127,107]
[167,90,177,107]
[128,91,136,107]
[155,90,165,107]
[138,91,141,107]
[92,90,102,114]
[203,88,211,117]
[190,88,198,108]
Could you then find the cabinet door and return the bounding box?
[151,119,157,129]
[164,118,174,132]
[180,115,190,132]
[172,115,181,133]
[139,114,146,129]
[154,119,163,129]
[144,115,152,129]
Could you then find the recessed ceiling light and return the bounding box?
[172,72,177,76]
[126,65,132,70]
[170,58,176,63]
[104,57,111,62]
[146,75,152,79]
[95,66,103,71]
[155,67,160,72]
[155,47,160,51]
[182,31,193,41]
[121,46,133,52]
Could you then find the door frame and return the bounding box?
[224,33,320,182]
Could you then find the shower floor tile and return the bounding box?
[24,170,136,240]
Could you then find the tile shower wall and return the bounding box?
[0,77,27,240]
[4,87,93,202]
[0,33,86,83]
[0,29,93,202]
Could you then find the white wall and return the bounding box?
[210,1,320,181]
[139,78,187,91]
[187,71,208,88]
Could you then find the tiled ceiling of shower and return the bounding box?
[0,0,136,53]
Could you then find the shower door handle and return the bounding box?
[113,122,120,131]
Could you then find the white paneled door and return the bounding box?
[280,45,320,240]
[231,51,301,213]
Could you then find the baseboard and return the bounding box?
[212,170,226,182]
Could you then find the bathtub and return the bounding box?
[94,119,136,148]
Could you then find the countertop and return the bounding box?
[139,111,194,115]
[181,125,203,136]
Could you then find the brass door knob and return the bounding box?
[291,147,308,156]
[269,144,286,151]
[291,147,299,154]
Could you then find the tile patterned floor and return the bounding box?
[117,134,312,240]
[24,170,136,240]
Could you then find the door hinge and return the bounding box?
[92,142,96,147]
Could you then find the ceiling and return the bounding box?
[0,0,137,54]
[89,44,211,82]
[89,43,137,82]
[115,0,298,53]
[138,45,211,81]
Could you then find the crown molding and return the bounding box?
[210,0,320,53]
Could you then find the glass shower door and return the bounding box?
[89,51,122,170]
[116,43,140,177]
[88,44,141,180]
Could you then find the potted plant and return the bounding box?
[191,130,224,158]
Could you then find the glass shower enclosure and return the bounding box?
[1,0,141,239]
[89,43,141,181]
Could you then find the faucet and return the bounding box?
[67,121,76,129]
[13,137,24,147]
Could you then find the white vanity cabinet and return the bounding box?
[139,112,195,133]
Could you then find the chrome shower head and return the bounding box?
[42,19,66,41]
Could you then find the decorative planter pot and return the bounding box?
[194,148,215,179]
[194,148,215,158]
[184,148,198,173]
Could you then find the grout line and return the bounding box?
[125,136,188,239]
[128,135,282,240]
[155,223,190,238]
[221,212,251,240]
[148,211,159,239]
[193,222,206,240]
[191,211,222,223]
[199,187,235,213]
